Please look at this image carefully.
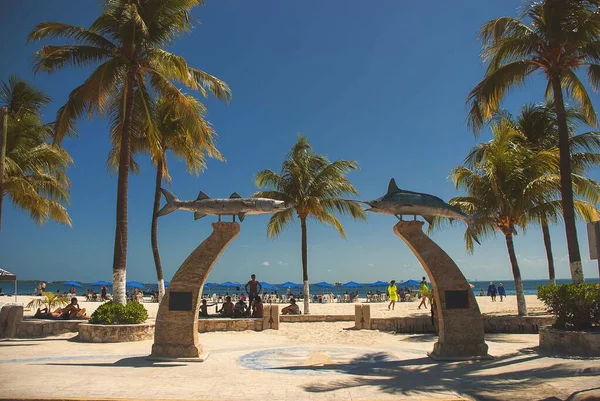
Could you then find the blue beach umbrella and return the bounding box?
[164,281,170,287]
[63,281,83,288]
[260,282,278,291]
[369,280,388,287]
[126,281,146,289]
[341,281,363,288]
[279,281,303,289]
[313,281,334,288]
[401,279,421,287]
[219,281,240,288]
[90,280,112,287]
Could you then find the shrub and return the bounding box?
[537,283,600,331]
[89,301,148,325]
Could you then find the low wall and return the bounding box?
[77,323,155,343]
[280,314,354,323]
[539,326,600,357]
[16,319,81,338]
[198,318,264,332]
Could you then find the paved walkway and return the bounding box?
[1,322,599,401]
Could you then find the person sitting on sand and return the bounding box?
[219,296,234,317]
[281,298,301,315]
[61,297,88,320]
[34,307,64,319]
[234,299,248,317]
[252,296,264,318]
[199,299,216,317]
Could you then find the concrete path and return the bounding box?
[0,322,598,401]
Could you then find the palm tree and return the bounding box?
[0,76,72,230]
[28,0,231,304]
[26,292,70,312]
[142,96,223,302]
[492,104,600,284]
[467,0,600,283]
[254,136,366,314]
[446,121,561,316]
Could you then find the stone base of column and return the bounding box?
[147,352,210,363]
[428,341,492,361]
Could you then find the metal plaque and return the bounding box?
[445,290,469,309]
[169,291,193,311]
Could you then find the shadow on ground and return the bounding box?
[270,350,599,401]
[41,356,186,368]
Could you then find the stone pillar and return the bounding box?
[263,305,279,330]
[151,222,240,361]
[354,304,371,329]
[394,221,489,360]
[2,305,23,338]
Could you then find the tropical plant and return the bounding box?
[28,0,231,304]
[466,0,600,284]
[538,283,600,330]
[0,76,72,230]
[26,292,70,311]
[254,136,366,314]
[490,104,600,284]
[89,300,148,324]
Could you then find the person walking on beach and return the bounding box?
[245,274,262,315]
[101,284,108,301]
[497,283,506,302]
[387,280,398,310]
[487,282,497,301]
[418,277,428,310]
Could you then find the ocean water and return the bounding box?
[3,278,599,298]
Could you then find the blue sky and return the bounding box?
[1,0,599,284]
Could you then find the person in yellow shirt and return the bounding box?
[387,280,398,310]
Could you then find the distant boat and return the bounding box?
[334,281,342,286]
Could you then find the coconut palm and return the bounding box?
[466,0,600,283]
[0,76,72,230]
[492,104,600,284]
[147,96,223,302]
[28,0,231,304]
[26,292,70,312]
[254,136,366,314]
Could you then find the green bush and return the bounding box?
[537,283,600,331]
[89,301,148,325]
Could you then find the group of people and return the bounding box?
[33,297,88,320]
[486,282,506,302]
[85,285,111,301]
[386,277,430,311]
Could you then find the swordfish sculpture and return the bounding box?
[157,189,288,222]
[363,178,481,244]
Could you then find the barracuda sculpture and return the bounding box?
[157,189,288,222]
[363,178,481,244]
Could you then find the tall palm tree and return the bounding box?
[0,76,72,230]
[254,136,366,314]
[467,0,600,283]
[28,0,231,304]
[492,104,600,284]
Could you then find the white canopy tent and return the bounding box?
[0,268,17,301]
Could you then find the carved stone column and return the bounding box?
[394,221,490,360]
[151,222,240,361]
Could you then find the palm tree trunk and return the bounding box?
[152,153,165,302]
[111,69,136,305]
[504,232,527,316]
[551,77,584,284]
[300,216,310,314]
[0,107,8,233]
[541,221,556,285]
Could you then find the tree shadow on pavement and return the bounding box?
[271,350,599,401]
[41,356,186,368]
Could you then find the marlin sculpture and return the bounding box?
[157,189,288,222]
[363,178,481,244]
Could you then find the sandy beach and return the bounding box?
[12,294,549,319]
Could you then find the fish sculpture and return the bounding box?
[157,189,288,222]
[363,178,480,244]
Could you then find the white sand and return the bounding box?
[14,294,548,319]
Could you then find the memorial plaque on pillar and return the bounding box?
[445,290,469,309]
[169,291,193,311]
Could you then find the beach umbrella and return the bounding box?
[401,279,420,287]
[164,281,170,287]
[90,280,112,287]
[369,280,388,287]
[341,281,363,288]
[260,282,278,291]
[63,281,83,288]
[279,281,303,289]
[0,268,17,301]
[219,281,240,288]
[313,281,334,288]
[126,281,145,289]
